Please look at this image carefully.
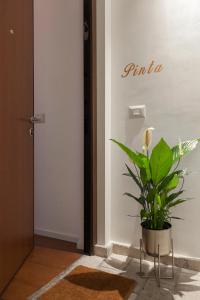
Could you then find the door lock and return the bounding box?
[29,128,34,137]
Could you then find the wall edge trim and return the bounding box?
[95,241,200,272]
[34,228,82,248]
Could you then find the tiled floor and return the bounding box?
[30,253,200,299]
[3,247,200,300]
[31,255,200,300]
[101,254,200,300]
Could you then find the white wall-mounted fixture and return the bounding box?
[129,105,146,119]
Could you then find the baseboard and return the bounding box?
[34,228,81,248]
[95,241,200,272]
[94,243,113,258]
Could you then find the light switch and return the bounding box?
[129,105,146,119]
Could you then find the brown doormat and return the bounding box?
[38,265,136,300]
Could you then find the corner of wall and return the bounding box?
[96,0,112,247]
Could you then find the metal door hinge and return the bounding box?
[84,21,89,41]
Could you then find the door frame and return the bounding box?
[84,0,97,254]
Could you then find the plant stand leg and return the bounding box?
[153,256,156,276]
[158,244,161,287]
[171,238,174,279]
[139,239,143,275]
[139,239,174,285]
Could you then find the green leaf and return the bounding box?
[160,191,167,207]
[165,174,179,191]
[150,138,173,185]
[146,187,156,204]
[155,194,162,207]
[123,173,131,177]
[158,171,182,192]
[140,209,148,220]
[172,139,200,163]
[123,192,145,207]
[165,190,184,205]
[170,216,184,220]
[140,168,148,185]
[168,199,186,208]
[111,139,145,168]
[139,154,151,181]
[124,164,143,191]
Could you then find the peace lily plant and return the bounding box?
[111,129,200,231]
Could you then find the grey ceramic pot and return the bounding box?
[142,222,172,257]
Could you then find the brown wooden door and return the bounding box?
[0,0,34,293]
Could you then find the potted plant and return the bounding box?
[111,129,200,257]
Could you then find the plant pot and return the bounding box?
[141,222,172,257]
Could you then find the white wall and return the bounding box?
[97,0,200,258]
[34,0,84,249]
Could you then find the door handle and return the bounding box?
[29,114,45,124]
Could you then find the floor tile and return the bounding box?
[4,248,200,300]
[174,268,200,299]
[123,258,152,294]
